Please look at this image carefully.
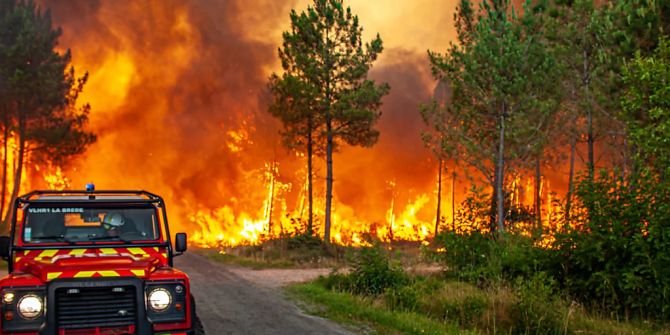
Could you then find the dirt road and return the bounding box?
[175,252,354,335]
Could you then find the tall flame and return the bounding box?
[4,0,577,247]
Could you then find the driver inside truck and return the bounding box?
[102,212,127,237]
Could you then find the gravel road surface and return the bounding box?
[175,252,354,335]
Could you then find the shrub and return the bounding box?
[348,244,409,295]
[315,273,351,292]
[385,284,421,312]
[418,281,488,328]
[511,272,566,334]
[434,230,502,283]
[553,170,670,320]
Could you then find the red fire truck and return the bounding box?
[0,188,204,335]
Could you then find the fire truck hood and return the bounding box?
[21,253,162,282]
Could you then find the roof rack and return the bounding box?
[18,190,164,203]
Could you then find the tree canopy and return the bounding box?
[269,0,389,242]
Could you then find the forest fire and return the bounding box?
[0,0,570,247]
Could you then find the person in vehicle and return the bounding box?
[102,212,128,237]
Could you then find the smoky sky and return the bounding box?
[40,0,444,229]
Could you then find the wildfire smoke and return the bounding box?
[15,0,568,247]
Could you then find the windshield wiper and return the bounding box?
[89,235,132,243]
[33,235,75,245]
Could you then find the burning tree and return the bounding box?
[0,0,95,228]
[269,0,389,242]
[425,0,558,234]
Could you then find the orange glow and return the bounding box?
[5,0,578,248]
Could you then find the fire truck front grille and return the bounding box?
[55,285,137,329]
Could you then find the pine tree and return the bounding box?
[0,0,95,228]
[269,0,389,242]
[426,0,558,233]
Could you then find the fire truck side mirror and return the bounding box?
[175,233,187,255]
[0,236,10,259]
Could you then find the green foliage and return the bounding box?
[622,37,670,173]
[511,272,566,334]
[0,0,94,157]
[554,170,670,320]
[348,244,408,296]
[452,186,491,233]
[434,231,499,282]
[385,284,420,312]
[416,281,488,328]
[288,282,470,335]
[601,0,670,59]
[434,231,548,285]
[0,0,95,228]
[269,0,390,241]
[424,0,560,232]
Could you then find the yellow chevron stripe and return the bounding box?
[97,271,120,277]
[37,249,58,259]
[47,272,62,280]
[74,271,96,278]
[99,248,118,255]
[15,257,21,263]
[153,247,159,252]
[131,270,145,276]
[69,249,87,256]
[128,247,146,255]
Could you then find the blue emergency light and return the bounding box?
[85,183,95,192]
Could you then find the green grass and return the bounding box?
[287,282,476,335]
[289,275,670,335]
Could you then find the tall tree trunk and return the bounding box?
[451,172,456,232]
[496,113,506,234]
[307,115,313,235]
[566,138,576,224]
[267,161,276,236]
[584,50,595,181]
[1,118,8,224]
[490,178,497,233]
[535,156,542,237]
[324,117,333,243]
[3,122,24,227]
[435,159,442,238]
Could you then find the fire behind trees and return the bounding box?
[0,0,95,231]
[268,0,390,243]
[0,0,667,251]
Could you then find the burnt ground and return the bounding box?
[175,252,354,335]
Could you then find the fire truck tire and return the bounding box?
[191,295,206,335]
[193,314,205,335]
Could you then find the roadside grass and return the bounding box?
[289,275,669,335]
[196,237,435,270]
[194,234,352,269]
[287,281,473,335]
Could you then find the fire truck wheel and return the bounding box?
[191,295,206,335]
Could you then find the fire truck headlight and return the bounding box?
[17,294,43,319]
[2,292,15,304]
[148,288,172,312]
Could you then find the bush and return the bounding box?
[315,273,351,292]
[418,281,488,328]
[434,230,550,285]
[511,272,566,334]
[348,244,409,295]
[553,170,670,320]
[385,284,421,312]
[434,231,501,283]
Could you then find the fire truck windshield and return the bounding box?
[22,206,161,244]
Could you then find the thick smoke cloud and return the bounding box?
[41,0,455,233]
